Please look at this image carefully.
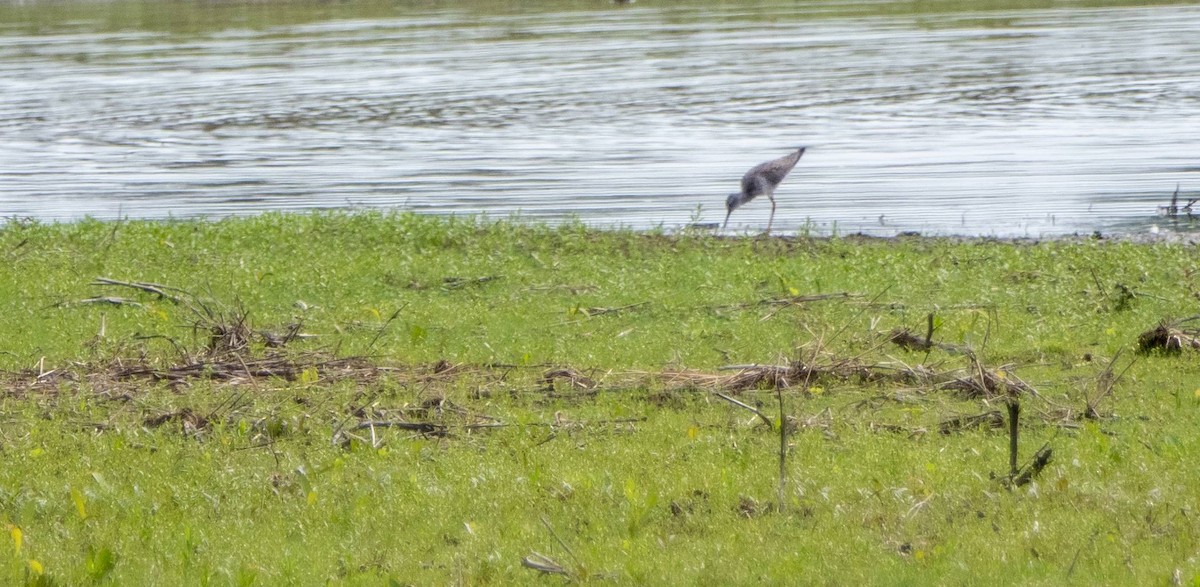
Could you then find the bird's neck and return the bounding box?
[731,192,755,209]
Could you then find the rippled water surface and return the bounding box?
[2,0,1199,236]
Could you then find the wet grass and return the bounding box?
[4,0,1197,36]
[2,212,1200,584]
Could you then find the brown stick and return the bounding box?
[714,392,774,429]
[54,296,144,309]
[91,277,187,304]
[581,301,649,316]
[1012,446,1053,487]
[351,421,447,436]
[1007,398,1020,479]
[777,385,787,513]
[521,553,568,575]
[540,515,584,573]
[1085,350,1132,419]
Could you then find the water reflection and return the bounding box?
[0,0,1198,236]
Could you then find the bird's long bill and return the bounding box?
[723,209,732,230]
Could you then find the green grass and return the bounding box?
[2,212,1200,585]
[5,0,1197,37]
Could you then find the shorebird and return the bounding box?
[723,147,806,234]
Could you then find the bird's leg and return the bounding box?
[764,194,776,236]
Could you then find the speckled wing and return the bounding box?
[740,148,805,198]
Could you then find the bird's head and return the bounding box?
[723,193,744,229]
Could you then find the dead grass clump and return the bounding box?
[717,359,936,393]
[143,407,211,436]
[636,358,969,398]
[540,367,596,391]
[115,353,368,385]
[83,277,318,358]
[669,489,711,518]
[938,355,1036,400]
[884,310,978,355]
[938,410,1004,435]
[723,364,795,391]
[736,495,768,518]
[889,328,934,351]
[1137,319,1200,352]
[645,389,689,410]
[193,300,254,356]
[1010,446,1054,487]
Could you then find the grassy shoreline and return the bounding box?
[2,213,1200,584]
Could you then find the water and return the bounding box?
[2,0,1199,236]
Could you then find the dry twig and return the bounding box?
[91,277,188,304]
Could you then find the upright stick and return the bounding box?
[1007,398,1020,478]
